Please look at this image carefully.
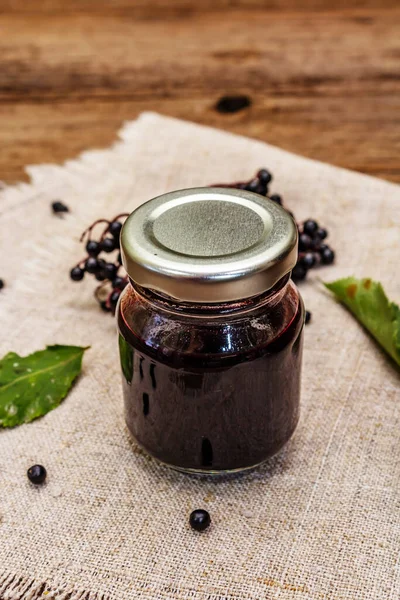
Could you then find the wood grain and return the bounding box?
[2,0,399,13]
[0,3,399,184]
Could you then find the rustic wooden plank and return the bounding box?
[0,10,399,98]
[1,0,399,14]
[0,7,399,184]
[2,94,399,184]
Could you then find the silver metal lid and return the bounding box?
[121,187,298,303]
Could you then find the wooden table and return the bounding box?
[1,0,399,185]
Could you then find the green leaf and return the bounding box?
[324,277,400,367]
[0,345,89,428]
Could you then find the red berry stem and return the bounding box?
[98,213,130,241]
[74,257,90,268]
[80,219,110,243]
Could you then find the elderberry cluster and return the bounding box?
[70,215,129,313]
[293,219,335,282]
[214,168,335,282]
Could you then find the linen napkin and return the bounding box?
[0,112,399,600]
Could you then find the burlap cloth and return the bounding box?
[0,113,399,600]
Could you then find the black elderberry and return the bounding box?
[313,252,321,265]
[269,194,282,205]
[110,290,120,308]
[70,266,85,281]
[94,259,107,280]
[310,238,323,250]
[321,247,335,265]
[100,300,111,312]
[189,509,211,532]
[109,221,123,238]
[257,169,272,185]
[52,201,69,214]
[27,464,47,485]
[300,253,316,269]
[117,252,122,264]
[316,227,328,240]
[103,263,118,280]
[292,264,307,282]
[303,219,318,235]
[85,257,99,274]
[256,184,267,196]
[305,310,312,324]
[101,237,116,253]
[246,179,259,193]
[298,234,312,251]
[0,279,4,290]
[86,240,101,257]
[113,276,126,290]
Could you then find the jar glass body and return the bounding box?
[117,276,304,474]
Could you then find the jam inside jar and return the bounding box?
[118,275,303,474]
[118,187,304,474]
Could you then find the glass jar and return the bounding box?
[118,188,304,474]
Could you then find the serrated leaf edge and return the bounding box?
[324,277,400,368]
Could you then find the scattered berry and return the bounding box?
[86,240,101,257]
[189,509,211,532]
[70,266,85,281]
[52,201,69,214]
[0,279,4,290]
[27,464,47,485]
[305,310,312,324]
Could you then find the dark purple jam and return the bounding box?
[118,278,304,473]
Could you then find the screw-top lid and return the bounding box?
[121,187,298,303]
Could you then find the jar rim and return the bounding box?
[128,274,292,318]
